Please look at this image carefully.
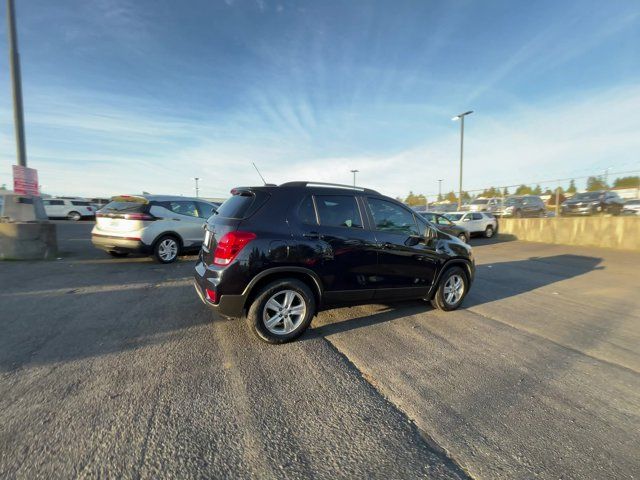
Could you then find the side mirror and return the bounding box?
[462,217,470,222]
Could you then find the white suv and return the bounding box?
[43,198,95,221]
[91,195,218,263]
[444,212,498,238]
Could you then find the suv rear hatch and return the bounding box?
[201,188,270,265]
[95,196,154,236]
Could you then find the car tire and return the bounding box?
[430,266,469,311]
[153,235,180,263]
[484,225,494,238]
[458,232,468,243]
[515,210,523,218]
[67,211,82,221]
[247,279,315,344]
[108,251,129,258]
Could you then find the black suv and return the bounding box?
[194,182,475,343]
[560,190,624,216]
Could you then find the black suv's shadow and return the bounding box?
[309,254,603,338]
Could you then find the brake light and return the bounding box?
[205,289,217,303]
[213,231,256,266]
[87,206,93,211]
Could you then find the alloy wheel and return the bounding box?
[158,238,178,262]
[443,274,465,305]
[262,290,306,335]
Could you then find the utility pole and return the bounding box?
[194,177,200,198]
[7,0,27,167]
[452,111,473,210]
[350,169,359,188]
[437,179,443,200]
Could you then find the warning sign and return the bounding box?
[13,165,39,195]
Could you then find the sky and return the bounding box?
[0,0,639,200]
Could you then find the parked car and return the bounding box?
[91,195,218,263]
[420,212,470,243]
[194,182,475,344]
[492,195,546,218]
[622,199,640,216]
[43,198,95,221]
[560,191,624,216]
[463,197,500,212]
[444,212,498,238]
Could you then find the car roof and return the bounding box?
[114,194,215,203]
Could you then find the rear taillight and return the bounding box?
[87,207,93,211]
[205,289,217,302]
[213,231,256,266]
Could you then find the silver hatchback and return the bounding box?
[91,195,218,263]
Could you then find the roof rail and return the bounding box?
[279,181,380,195]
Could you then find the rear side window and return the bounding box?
[472,213,483,220]
[196,202,217,219]
[298,196,317,224]
[71,201,90,206]
[216,190,269,219]
[164,201,198,217]
[367,198,419,236]
[315,195,363,228]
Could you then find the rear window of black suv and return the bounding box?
[216,189,270,219]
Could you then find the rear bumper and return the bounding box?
[193,260,246,318]
[91,234,151,254]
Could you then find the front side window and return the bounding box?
[50,200,64,206]
[367,198,419,236]
[315,195,362,228]
[437,215,452,225]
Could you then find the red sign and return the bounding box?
[13,165,39,195]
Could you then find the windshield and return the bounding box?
[573,192,602,200]
[471,199,489,205]
[445,213,464,221]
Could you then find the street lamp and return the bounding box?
[350,169,359,188]
[6,0,27,167]
[452,110,473,210]
[437,179,443,200]
[194,177,200,198]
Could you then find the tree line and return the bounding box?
[399,176,639,206]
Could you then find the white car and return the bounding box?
[444,212,498,238]
[43,198,95,221]
[623,199,640,216]
[91,195,218,263]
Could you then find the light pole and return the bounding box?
[6,0,27,167]
[452,110,473,210]
[350,169,359,188]
[194,177,200,198]
[437,179,443,200]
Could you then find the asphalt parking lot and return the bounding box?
[1,221,639,479]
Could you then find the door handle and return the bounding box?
[303,232,322,240]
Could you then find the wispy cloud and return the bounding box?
[2,83,637,199]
